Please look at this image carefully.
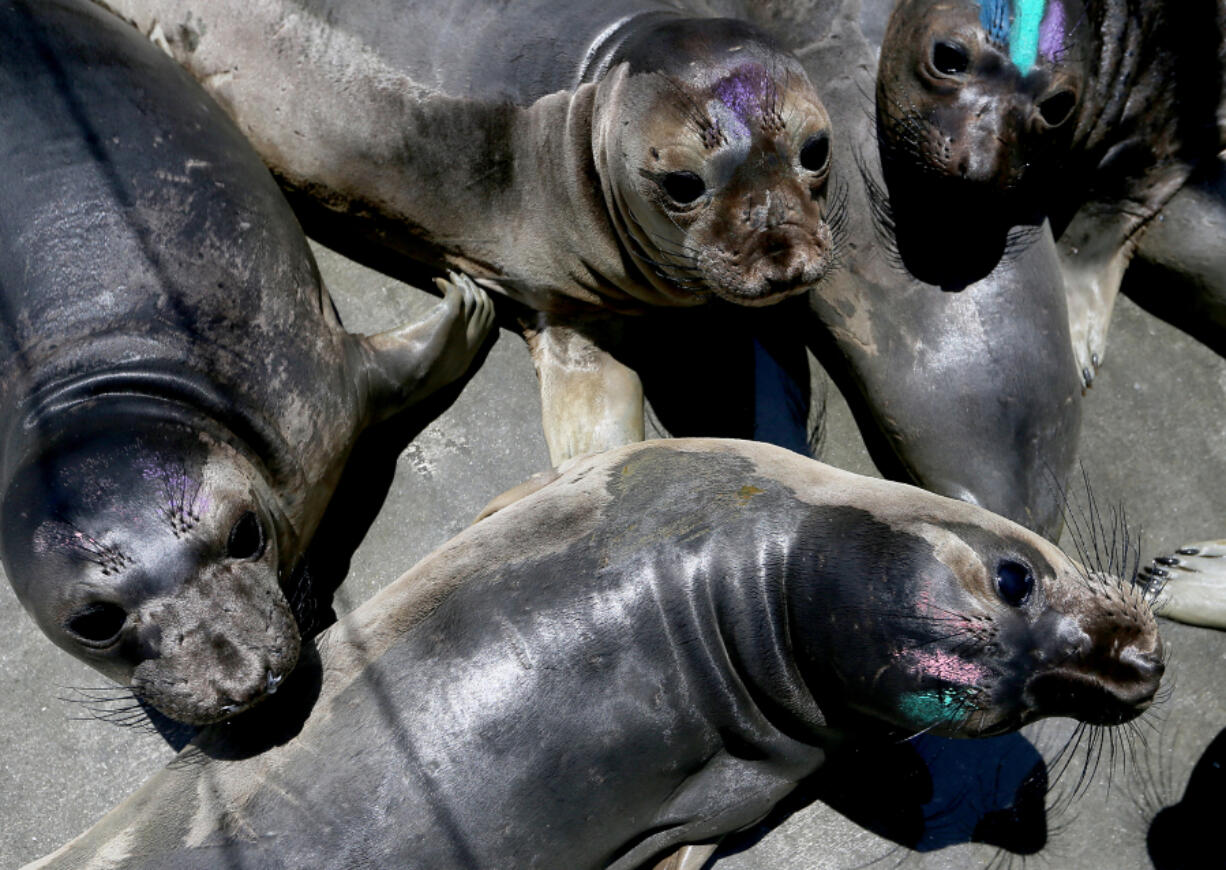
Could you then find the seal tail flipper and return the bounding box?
[357,271,496,422]
[1139,540,1226,630]
[650,842,721,870]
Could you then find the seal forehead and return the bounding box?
[711,63,777,132]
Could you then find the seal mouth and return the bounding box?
[707,223,837,306]
[1024,667,1160,726]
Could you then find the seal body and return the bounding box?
[0,0,493,724]
[29,440,1163,869]
[708,0,1084,535]
[98,0,842,463]
[874,0,1225,383]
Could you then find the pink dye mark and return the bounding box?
[907,649,988,686]
[1038,1,1067,63]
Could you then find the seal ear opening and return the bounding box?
[65,601,127,647]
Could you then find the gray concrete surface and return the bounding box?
[2,242,1224,869]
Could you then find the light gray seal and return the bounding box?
[28,439,1163,869]
[0,0,493,724]
[98,0,844,464]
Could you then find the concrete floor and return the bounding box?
[2,242,1224,869]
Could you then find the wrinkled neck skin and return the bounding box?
[4,364,309,546]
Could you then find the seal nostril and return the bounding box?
[65,602,127,646]
[1037,90,1076,127]
[1121,645,1165,681]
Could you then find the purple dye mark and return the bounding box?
[907,649,988,685]
[138,458,211,517]
[1039,1,1066,62]
[712,63,776,139]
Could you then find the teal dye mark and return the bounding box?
[900,688,966,726]
[1009,0,1046,74]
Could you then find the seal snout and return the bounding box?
[1025,601,1165,725]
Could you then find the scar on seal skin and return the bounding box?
[98,0,846,464]
[0,0,493,725]
[29,440,1162,869]
[875,0,1225,386]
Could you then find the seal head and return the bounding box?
[1,407,299,725]
[876,0,1084,208]
[790,502,1163,738]
[597,18,839,306]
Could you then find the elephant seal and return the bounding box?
[873,0,1225,383]
[726,0,1084,536]
[0,0,493,724]
[28,439,1163,869]
[97,0,843,464]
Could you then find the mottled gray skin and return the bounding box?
[0,0,492,724]
[28,439,1163,870]
[99,0,842,465]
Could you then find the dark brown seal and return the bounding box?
[0,0,493,724]
[873,0,1224,384]
[29,439,1162,869]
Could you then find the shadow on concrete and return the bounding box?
[714,733,1050,865]
[1146,725,1226,870]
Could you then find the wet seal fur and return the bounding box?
[97,0,844,464]
[29,439,1163,869]
[874,0,1225,384]
[0,0,493,724]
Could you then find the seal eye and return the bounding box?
[1037,89,1076,127]
[661,171,706,205]
[932,41,970,76]
[66,602,127,646]
[799,133,831,173]
[226,511,266,560]
[996,559,1035,606]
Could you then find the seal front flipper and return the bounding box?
[525,315,644,465]
[1139,541,1226,630]
[1057,208,1136,388]
[355,271,495,422]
